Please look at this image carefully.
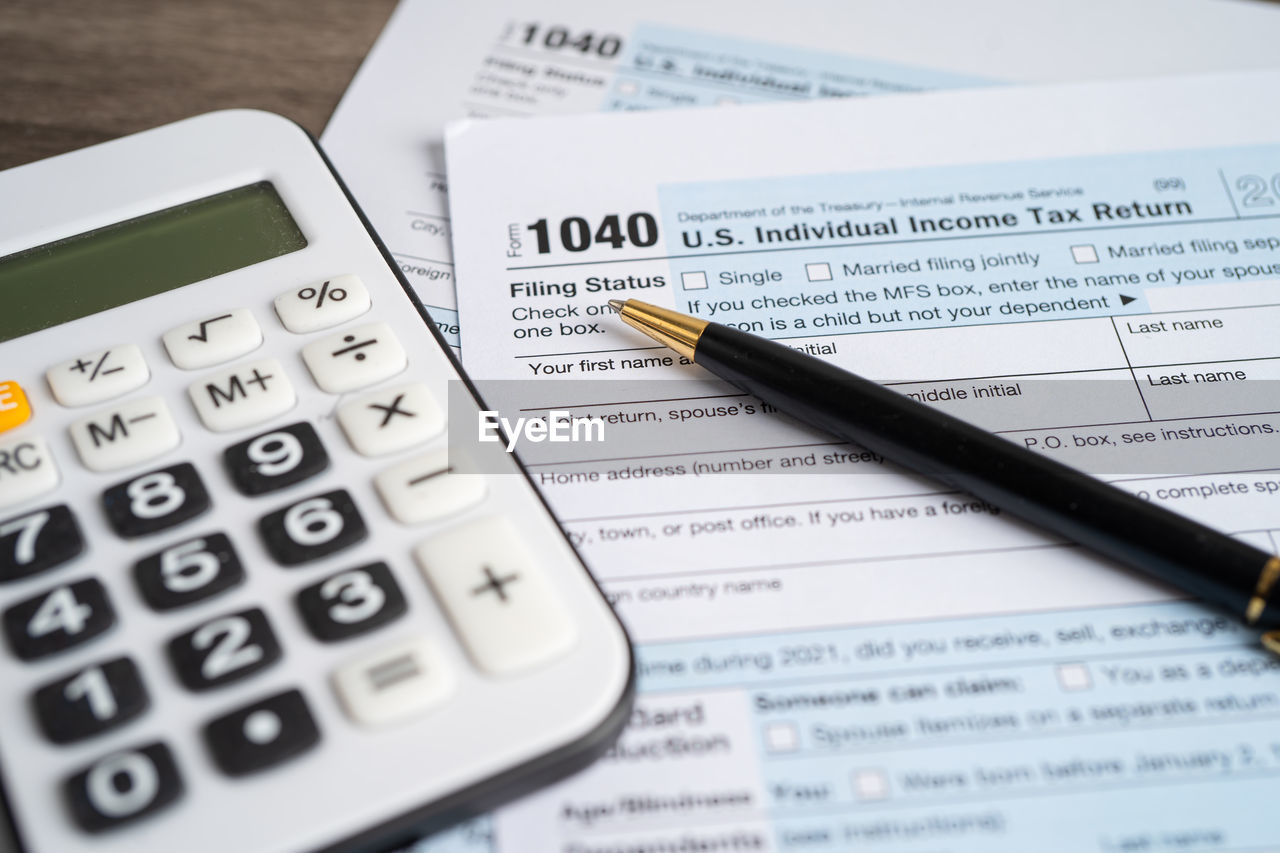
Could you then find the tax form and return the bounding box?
[437,72,1280,852]
[321,0,1280,348]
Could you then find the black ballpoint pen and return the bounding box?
[608,298,1280,654]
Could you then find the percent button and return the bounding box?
[275,274,371,334]
[302,322,407,394]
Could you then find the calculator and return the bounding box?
[0,111,633,853]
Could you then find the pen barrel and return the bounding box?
[695,323,1280,629]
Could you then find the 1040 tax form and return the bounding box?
[436,72,1280,852]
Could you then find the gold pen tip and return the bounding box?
[608,299,625,313]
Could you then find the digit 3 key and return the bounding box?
[0,111,633,853]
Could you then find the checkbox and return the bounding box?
[617,80,639,96]
[1056,662,1093,692]
[764,722,799,754]
[852,768,890,801]
[681,271,708,290]
[806,262,833,282]
[1071,245,1099,264]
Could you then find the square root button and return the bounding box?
[414,517,576,676]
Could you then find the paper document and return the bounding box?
[436,72,1280,852]
[321,0,1280,347]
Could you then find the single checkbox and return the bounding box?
[806,262,833,282]
[617,80,639,96]
[1056,662,1093,691]
[764,721,799,754]
[852,768,890,801]
[1071,245,1099,264]
[681,271,708,290]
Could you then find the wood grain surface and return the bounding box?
[0,0,397,171]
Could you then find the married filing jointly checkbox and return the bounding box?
[1071,244,1099,264]
[681,271,708,290]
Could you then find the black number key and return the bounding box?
[224,422,329,496]
[134,533,245,611]
[296,561,407,642]
[64,741,182,833]
[0,504,84,583]
[203,688,320,776]
[258,489,366,566]
[3,578,115,661]
[166,607,281,692]
[102,463,210,538]
[33,657,149,744]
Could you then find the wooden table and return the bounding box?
[0,0,397,171]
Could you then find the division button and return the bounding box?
[223,421,330,496]
[296,561,407,642]
[0,504,84,583]
[33,656,149,744]
[0,380,32,433]
[102,462,211,538]
[47,344,149,408]
[274,274,371,334]
[374,449,486,525]
[188,358,296,433]
[133,533,245,611]
[3,578,115,661]
[301,322,406,394]
[331,637,454,728]
[336,382,443,456]
[413,518,576,676]
[64,741,182,833]
[163,308,263,370]
[258,489,367,566]
[0,433,59,511]
[68,396,180,472]
[166,607,281,692]
[202,688,319,776]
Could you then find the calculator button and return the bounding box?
[274,274,371,334]
[336,383,443,457]
[296,561,407,642]
[374,449,486,525]
[203,688,319,777]
[65,741,182,833]
[0,381,32,433]
[223,422,329,496]
[0,433,59,511]
[188,358,296,433]
[134,533,245,611]
[0,504,84,583]
[68,396,180,473]
[258,489,367,566]
[3,578,115,661]
[34,657,149,744]
[301,322,407,394]
[102,462,211,538]
[331,637,454,728]
[47,345,149,408]
[163,308,263,370]
[166,607,282,692]
[414,518,575,676]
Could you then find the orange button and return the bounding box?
[0,382,32,432]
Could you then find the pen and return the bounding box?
[608,298,1280,653]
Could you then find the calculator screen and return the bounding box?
[0,181,306,343]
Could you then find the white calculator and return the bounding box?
[0,111,633,853]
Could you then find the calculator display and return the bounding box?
[0,182,306,343]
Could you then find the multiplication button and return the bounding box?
[47,344,149,408]
[163,308,262,370]
[337,383,443,456]
[414,518,575,676]
[302,322,406,394]
[275,274,371,334]
[69,396,180,472]
[188,358,295,433]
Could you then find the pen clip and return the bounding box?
[1262,631,1280,658]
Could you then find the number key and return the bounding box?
[134,533,245,611]
[296,562,406,642]
[258,489,367,566]
[223,422,328,496]
[166,607,281,692]
[33,657,149,744]
[64,742,182,833]
[0,504,84,583]
[102,463,210,538]
[3,578,115,661]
